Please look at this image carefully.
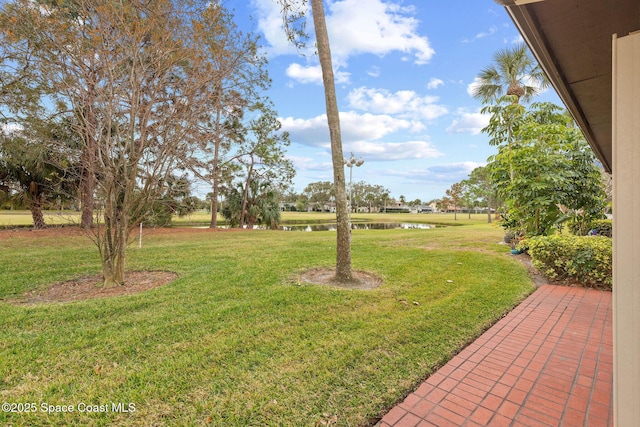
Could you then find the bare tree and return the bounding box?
[5,0,220,286]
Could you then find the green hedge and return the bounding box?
[525,234,612,289]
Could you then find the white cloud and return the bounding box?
[285,63,323,85]
[426,78,444,90]
[251,0,312,57]
[467,77,483,98]
[279,111,442,161]
[288,155,333,172]
[367,66,381,78]
[286,63,350,85]
[279,115,332,147]
[385,161,484,184]
[326,0,434,65]
[475,26,497,39]
[347,87,448,121]
[446,109,490,135]
[341,111,425,140]
[252,0,434,66]
[280,111,423,145]
[350,140,442,161]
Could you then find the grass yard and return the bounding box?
[0,223,534,426]
[0,209,491,228]
[0,211,81,227]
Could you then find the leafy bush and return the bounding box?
[566,218,590,236]
[526,235,612,289]
[143,199,174,226]
[567,218,612,237]
[592,219,612,238]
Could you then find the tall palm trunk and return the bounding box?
[310,0,352,282]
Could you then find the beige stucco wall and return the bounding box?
[612,31,640,427]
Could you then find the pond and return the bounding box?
[279,223,435,231]
[190,223,437,231]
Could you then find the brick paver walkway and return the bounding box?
[378,285,613,427]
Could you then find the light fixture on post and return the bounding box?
[343,152,364,228]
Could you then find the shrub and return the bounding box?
[526,234,612,289]
[567,219,590,236]
[567,218,612,237]
[592,219,612,238]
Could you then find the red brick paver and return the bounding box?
[378,285,613,427]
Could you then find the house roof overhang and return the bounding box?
[497,0,640,173]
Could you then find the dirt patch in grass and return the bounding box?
[298,268,382,290]
[9,271,178,305]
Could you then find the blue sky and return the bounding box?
[226,0,562,202]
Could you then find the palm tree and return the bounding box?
[222,179,280,229]
[276,0,353,282]
[0,132,72,229]
[310,0,352,282]
[471,43,548,104]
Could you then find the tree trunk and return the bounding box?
[101,234,126,287]
[80,154,95,229]
[29,188,46,230]
[311,0,351,282]
[101,199,129,287]
[98,170,131,288]
[239,157,254,228]
[210,105,222,228]
[80,81,98,229]
[210,195,218,228]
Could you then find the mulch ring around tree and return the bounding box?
[297,268,383,290]
[7,271,178,305]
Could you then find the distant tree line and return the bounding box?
[278,181,391,213]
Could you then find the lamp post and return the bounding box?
[343,152,364,228]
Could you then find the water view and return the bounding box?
[280,223,434,231]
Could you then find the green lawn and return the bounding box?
[0,210,81,227]
[0,223,533,426]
